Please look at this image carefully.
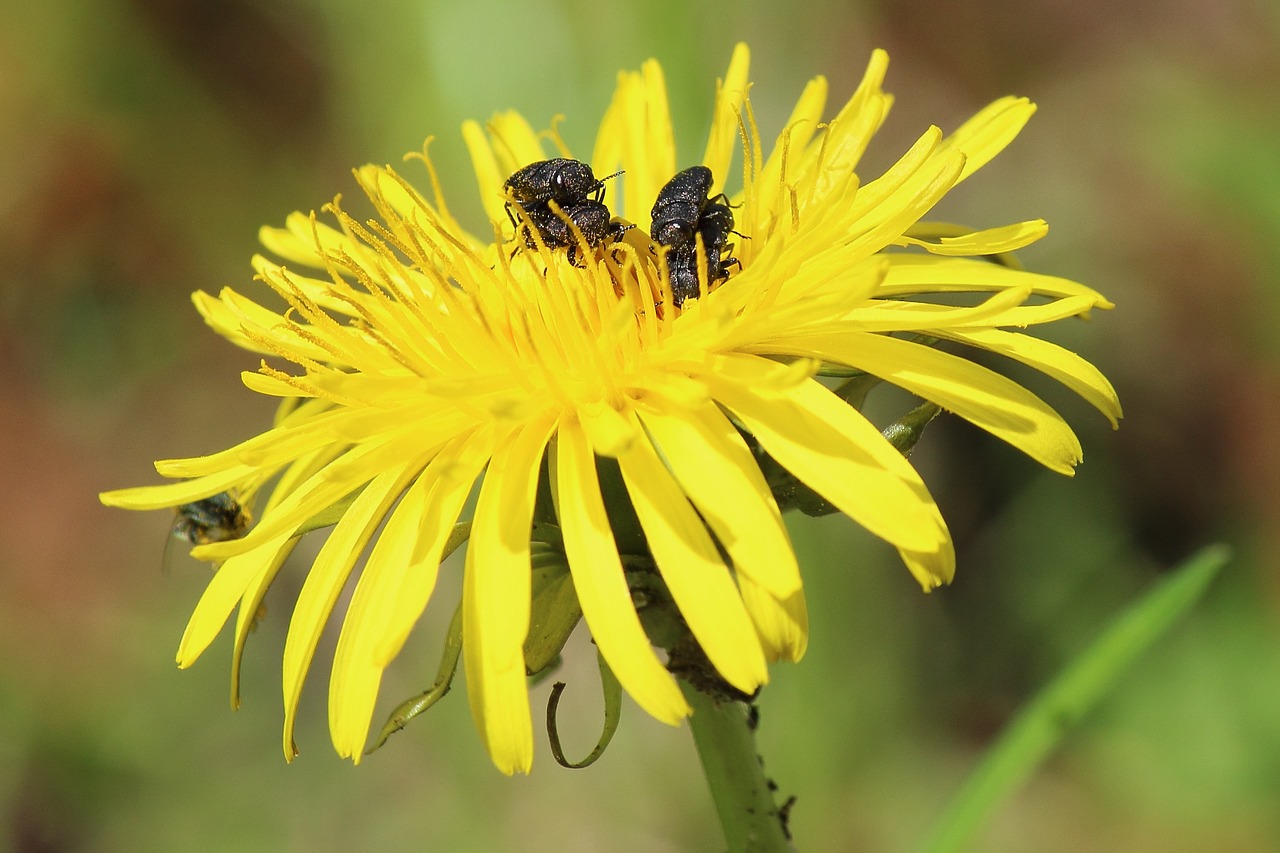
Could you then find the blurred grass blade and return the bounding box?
[923,544,1231,853]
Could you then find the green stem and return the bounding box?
[683,683,795,853]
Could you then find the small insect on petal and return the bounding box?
[650,166,740,306]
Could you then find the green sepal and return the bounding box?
[530,521,564,549]
[831,369,882,411]
[523,545,582,676]
[294,489,362,537]
[531,449,559,526]
[882,401,942,458]
[623,558,689,651]
[366,601,464,753]
[364,522,473,753]
[440,521,472,562]
[768,399,943,517]
[546,650,623,769]
[593,455,647,554]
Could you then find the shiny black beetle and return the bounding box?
[650,166,739,305]
[503,158,622,265]
[504,158,607,207]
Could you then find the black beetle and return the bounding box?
[503,158,623,264]
[504,158,607,206]
[663,224,741,305]
[517,200,615,266]
[650,166,739,305]
[650,165,716,248]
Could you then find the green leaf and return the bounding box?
[922,544,1231,853]
[294,489,361,536]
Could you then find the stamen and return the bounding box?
[402,137,453,220]
[542,115,572,158]
[255,363,359,408]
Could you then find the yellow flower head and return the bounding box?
[101,45,1120,775]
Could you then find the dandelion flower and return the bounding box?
[100,44,1121,775]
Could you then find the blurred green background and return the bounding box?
[3,0,1278,850]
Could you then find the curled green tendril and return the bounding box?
[546,651,622,769]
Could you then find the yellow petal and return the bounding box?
[249,257,362,316]
[899,538,957,592]
[901,220,1048,255]
[152,419,323,480]
[794,49,891,208]
[639,58,677,205]
[462,119,509,228]
[191,436,417,561]
[611,60,677,227]
[845,130,967,256]
[374,428,496,664]
[952,295,1101,328]
[843,285,1032,333]
[486,110,548,173]
[347,174,455,297]
[701,42,750,193]
[257,211,353,267]
[177,530,296,668]
[463,416,556,775]
[942,96,1036,185]
[238,370,305,400]
[328,462,440,761]
[590,73,626,187]
[99,466,257,510]
[609,412,768,695]
[753,74,828,228]
[554,417,689,724]
[850,293,1099,333]
[230,537,298,708]
[281,464,417,761]
[737,573,808,662]
[771,331,1084,474]
[195,288,337,365]
[355,163,420,218]
[880,254,1114,308]
[636,397,800,600]
[190,291,269,355]
[700,354,951,557]
[938,327,1123,427]
[574,399,641,458]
